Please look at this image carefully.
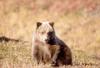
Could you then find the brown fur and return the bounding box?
[32,21,72,66]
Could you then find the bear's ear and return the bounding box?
[36,22,42,29]
[49,22,54,27]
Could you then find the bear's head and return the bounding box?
[35,21,56,44]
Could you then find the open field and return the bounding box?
[0,0,100,68]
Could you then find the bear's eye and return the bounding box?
[41,31,46,34]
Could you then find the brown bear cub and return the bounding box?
[32,21,72,66]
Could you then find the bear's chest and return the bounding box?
[35,43,60,63]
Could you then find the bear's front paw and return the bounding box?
[51,61,59,67]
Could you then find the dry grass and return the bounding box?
[0,0,100,68]
[0,40,100,68]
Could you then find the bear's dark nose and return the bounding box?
[48,31,53,36]
[45,39,49,42]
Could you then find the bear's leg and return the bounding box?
[51,46,60,66]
